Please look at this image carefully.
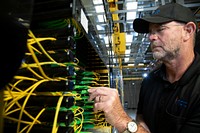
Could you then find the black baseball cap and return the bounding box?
[133,3,197,33]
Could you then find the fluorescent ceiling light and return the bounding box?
[126,43,131,46]
[107,50,114,56]
[94,4,105,22]
[126,2,137,10]
[126,34,133,43]
[99,34,104,38]
[97,15,105,22]
[104,36,108,44]
[127,12,136,20]
[113,58,117,63]
[125,49,131,55]
[106,65,114,68]
[93,0,103,4]
[95,5,104,13]
[126,2,137,20]
[138,63,144,66]
[124,57,129,62]
[128,64,135,66]
[125,49,131,62]
[96,25,104,30]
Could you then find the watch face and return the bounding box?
[128,121,137,132]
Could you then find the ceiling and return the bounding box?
[11,0,200,80]
[79,0,200,79]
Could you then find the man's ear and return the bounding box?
[183,22,196,41]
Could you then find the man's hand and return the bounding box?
[88,87,132,132]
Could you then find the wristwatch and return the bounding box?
[123,120,138,133]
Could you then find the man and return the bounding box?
[88,2,200,133]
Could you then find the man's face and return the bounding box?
[148,21,185,61]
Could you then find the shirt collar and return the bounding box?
[153,52,200,86]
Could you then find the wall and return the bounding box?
[123,80,142,109]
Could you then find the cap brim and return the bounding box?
[133,16,173,33]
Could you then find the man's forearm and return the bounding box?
[117,119,151,133]
[115,114,151,133]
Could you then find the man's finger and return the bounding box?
[88,87,115,96]
[93,102,105,112]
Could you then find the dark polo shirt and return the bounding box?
[137,53,200,133]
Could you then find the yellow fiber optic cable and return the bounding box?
[27,37,56,45]
[70,18,84,39]
[27,31,80,80]
[54,125,59,133]
[51,95,64,133]
[90,118,105,122]
[4,88,39,124]
[54,77,68,81]
[27,31,56,80]
[64,18,84,40]
[9,79,24,91]
[27,45,43,54]
[4,82,38,112]
[74,107,84,117]
[4,107,21,116]
[34,91,77,97]
[27,37,56,57]
[72,106,84,133]
[26,42,52,80]
[26,45,51,79]
[4,105,41,126]
[19,124,30,133]
[28,30,58,63]
[13,76,38,81]
[4,85,36,114]
[74,57,79,64]
[21,61,79,77]
[21,62,47,79]
[16,79,49,133]
[27,30,79,80]
[74,117,83,132]
[21,62,67,68]
[26,108,46,133]
[3,116,32,125]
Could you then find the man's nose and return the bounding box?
[148,32,158,41]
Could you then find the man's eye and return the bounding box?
[157,27,166,32]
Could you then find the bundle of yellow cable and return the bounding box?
[71,106,84,132]
[3,74,82,132]
[3,29,82,133]
[4,78,48,133]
